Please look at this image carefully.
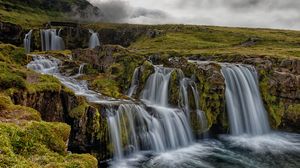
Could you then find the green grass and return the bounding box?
[0,0,67,27]
[126,25,300,59]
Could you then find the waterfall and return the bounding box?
[141,66,173,106]
[24,30,32,54]
[221,64,270,135]
[179,73,207,132]
[89,30,100,49]
[26,56,110,103]
[127,67,140,97]
[27,56,207,161]
[40,29,65,51]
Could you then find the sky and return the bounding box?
[87,0,300,30]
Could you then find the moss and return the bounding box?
[285,104,300,123]
[27,74,62,93]
[168,69,180,106]
[259,73,284,128]
[0,93,41,121]
[0,122,98,167]
[0,72,26,90]
[89,74,122,98]
[69,103,89,119]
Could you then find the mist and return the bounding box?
[88,0,300,30]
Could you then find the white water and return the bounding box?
[89,30,100,49]
[127,67,140,97]
[26,55,116,104]
[40,29,65,51]
[24,30,32,53]
[221,64,270,135]
[106,65,209,161]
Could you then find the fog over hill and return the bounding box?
[88,0,300,30]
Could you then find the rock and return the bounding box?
[0,22,23,45]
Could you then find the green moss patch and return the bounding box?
[0,122,97,167]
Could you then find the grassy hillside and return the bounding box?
[0,0,99,27]
[126,25,300,59]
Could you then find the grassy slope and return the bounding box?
[0,0,65,27]
[127,25,300,59]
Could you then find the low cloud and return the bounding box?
[88,0,300,30]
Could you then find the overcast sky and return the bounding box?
[88,0,300,30]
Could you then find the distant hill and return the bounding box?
[0,0,103,27]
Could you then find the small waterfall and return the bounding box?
[24,30,33,54]
[127,67,140,97]
[141,66,173,106]
[40,29,65,51]
[178,70,207,132]
[221,64,270,135]
[89,30,100,49]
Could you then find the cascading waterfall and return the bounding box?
[40,29,65,51]
[26,56,111,103]
[26,57,300,167]
[27,56,207,161]
[221,64,270,135]
[106,65,209,160]
[89,30,100,49]
[24,30,32,53]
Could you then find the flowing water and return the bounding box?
[89,30,101,49]
[40,29,65,51]
[26,57,300,168]
[221,64,270,135]
[127,67,140,97]
[24,30,32,53]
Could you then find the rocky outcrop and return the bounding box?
[0,22,23,45]
[68,104,112,163]
[10,89,78,122]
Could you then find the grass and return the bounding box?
[0,0,67,28]
[127,25,300,59]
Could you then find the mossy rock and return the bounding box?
[89,74,123,98]
[0,93,41,121]
[0,122,98,168]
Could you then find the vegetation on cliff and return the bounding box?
[0,42,98,167]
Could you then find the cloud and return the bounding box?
[87,0,300,30]
[87,0,168,23]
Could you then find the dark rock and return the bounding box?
[0,22,23,45]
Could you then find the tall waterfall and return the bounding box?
[24,30,33,53]
[40,29,65,51]
[221,64,270,135]
[89,30,100,49]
